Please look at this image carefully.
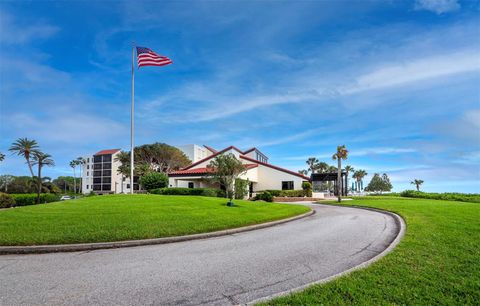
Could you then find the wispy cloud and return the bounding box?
[414,0,460,14]
[282,147,417,161]
[0,10,59,44]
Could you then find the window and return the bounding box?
[102,184,111,191]
[87,171,89,176]
[93,156,102,163]
[93,184,101,191]
[282,181,294,190]
[86,185,89,189]
[102,177,111,184]
[93,170,102,177]
[87,165,89,169]
[102,155,112,162]
[93,178,101,184]
[102,163,112,169]
[188,182,194,188]
[102,170,111,176]
[93,164,102,170]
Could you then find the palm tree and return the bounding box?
[353,169,368,192]
[298,169,308,176]
[0,152,5,163]
[332,145,348,202]
[9,138,39,177]
[306,157,319,174]
[316,162,329,173]
[76,157,86,194]
[32,152,55,204]
[344,165,354,194]
[411,179,424,191]
[114,151,131,193]
[70,160,77,195]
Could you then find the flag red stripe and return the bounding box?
[138,57,171,63]
[136,47,172,68]
[138,62,172,67]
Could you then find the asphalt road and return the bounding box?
[0,204,400,306]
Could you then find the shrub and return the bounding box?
[150,187,224,198]
[302,182,312,197]
[399,190,480,203]
[10,194,60,206]
[234,179,249,199]
[139,172,169,191]
[0,192,15,208]
[261,189,306,197]
[255,191,273,202]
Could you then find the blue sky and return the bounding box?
[0,0,479,192]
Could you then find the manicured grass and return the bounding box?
[0,194,310,246]
[261,197,480,305]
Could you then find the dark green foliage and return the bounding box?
[365,173,393,193]
[262,189,307,197]
[10,193,60,206]
[150,187,225,197]
[207,153,246,200]
[302,181,313,197]
[234,179,249,199]
[400,190,480,203]
[139,172,169,191]
[255,191,273,202]
[0,192,15,208]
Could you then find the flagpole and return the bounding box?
[130,44,135,194]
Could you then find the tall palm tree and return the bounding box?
[9,138,39,177]
[76,157,86,194]
[344,165,354,194]
[70,160,77,195]
[411,179,424,191]
[32,152,55,204]
[306,157,319,174]
[332,145,348,202]
[316,162,329,173]
[0,152,5,163]
[114,151,131,193]
[353,169,368,192]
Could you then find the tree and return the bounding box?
[70,160,77,195]
[52,176,76,193]
[411,179,424,191]
[76,157,86,193]
[9,138,39,177]
[306,157,319,174]
[344,165,354,194]
[316,162,330,173]
[114,151,131,193]
[32,152,55,203]
[207,153,246,205]
[139,172,168,191]
[298,169,308,176]
[302,181,312,197]
[135,143,191,173]
[0,175,15,192]
[332,145,348,202]
[0,152,5,163]
[365,173,392,193]
[353,169,368,192]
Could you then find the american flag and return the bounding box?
[136,46,172,68]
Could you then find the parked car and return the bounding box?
[60,195,73,201]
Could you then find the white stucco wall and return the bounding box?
[254,164,306,191]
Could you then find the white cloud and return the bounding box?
[342,50,480,94]
[282,147,417,161]
[0,10,59,44]
[414,0,460,14]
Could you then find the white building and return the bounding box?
[82,145,309,196]
[82,149,137,194]
[169,145,309,196]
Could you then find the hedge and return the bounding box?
[400,190,480,203]
[254,191,273,202]
[262,190,307,197]
[0,193,15,208]
[10,194,61,207]
[150,187,226,198]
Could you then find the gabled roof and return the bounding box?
[182,146,245,170]
[95,149,121,155]
[240,155,310,180]
[170,164,258,177]
[203,145,217,153]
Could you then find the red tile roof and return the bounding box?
[95,149,121,155]
[203,145,217,153]
[170,164,258,176]
[182,146,245,170]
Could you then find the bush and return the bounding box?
[150,187,225,198]
[261,189,307,197]
[0,192,15,208]
[255,191,273,202]
[399,190,480,203]
[302,182,312,197]
[234,179,249,199]
[139,172,169,191]
[10,193,60,206]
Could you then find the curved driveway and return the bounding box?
[0,204,401,305]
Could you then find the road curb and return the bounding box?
[0,209,315,255]
[247,203,406,305]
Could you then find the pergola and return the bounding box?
[311,172,348,196]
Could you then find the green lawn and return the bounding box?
[261,197,480,305]
[0,194,310,246]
